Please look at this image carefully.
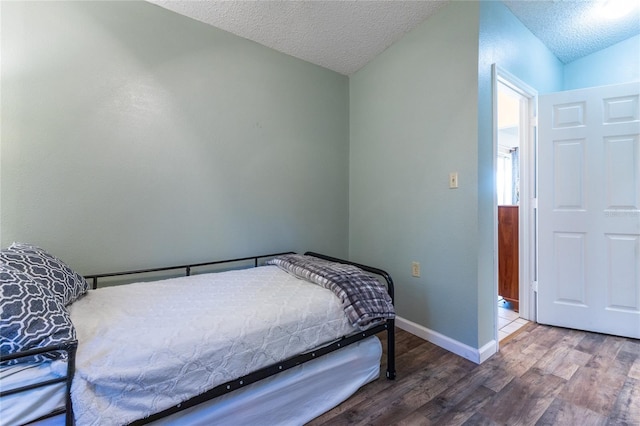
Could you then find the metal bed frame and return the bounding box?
[1,251,395,425]
[0,341,77,426]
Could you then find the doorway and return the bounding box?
[493,65,537,343]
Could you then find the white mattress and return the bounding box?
[67,265,358,425]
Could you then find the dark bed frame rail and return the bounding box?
[0,340,77,426]
[305,251,396,378]
[84,251,295,290]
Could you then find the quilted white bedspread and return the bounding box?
[67,265,357,425]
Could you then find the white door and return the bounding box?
[538,81,640,339]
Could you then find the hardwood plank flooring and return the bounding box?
[308,323,640,425]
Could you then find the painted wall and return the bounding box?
[564,34,640,91]
[478,1,564,346]
[349,1,482,347]
[1,1,350,274]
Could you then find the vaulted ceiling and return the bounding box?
[149,0,640,75]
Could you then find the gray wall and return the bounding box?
[349,1,482,347]
[1,1,350,274]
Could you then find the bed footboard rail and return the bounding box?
[305,251,396,380]
[0,340,78,426]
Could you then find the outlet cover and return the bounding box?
[411,261,420,277]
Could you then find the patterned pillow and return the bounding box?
[0,264,76,365]
[0,243,88,306]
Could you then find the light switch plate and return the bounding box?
[449,172,459,189]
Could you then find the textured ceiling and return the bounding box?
[503,0,640,64]
[149,0,640,75]
[149,0,447,75]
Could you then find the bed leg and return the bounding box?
[386,320,396,380]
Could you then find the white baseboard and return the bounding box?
[395,316,497,364]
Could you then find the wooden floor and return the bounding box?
[308,323,640,425]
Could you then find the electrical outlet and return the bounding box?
[449,172,459,189]
[411,261,420,278]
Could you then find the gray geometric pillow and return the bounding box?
[0,243,88,306]
[0,264,76,365]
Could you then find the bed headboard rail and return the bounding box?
[84,251,294,289]
[304,251,395,303]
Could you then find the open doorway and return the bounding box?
[497,81,526,339]
[493,66,537,343]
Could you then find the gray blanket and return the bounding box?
[266,254,395,329]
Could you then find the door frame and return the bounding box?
[492,65,538,331]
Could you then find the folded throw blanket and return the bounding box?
[266,254,395,329]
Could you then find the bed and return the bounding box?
[0,244,396,425]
